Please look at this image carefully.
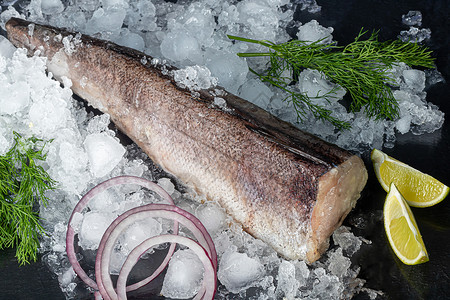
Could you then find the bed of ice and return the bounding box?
[0,0,445,299]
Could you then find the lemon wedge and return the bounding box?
[371,148,449,207]
[384,183,429,265]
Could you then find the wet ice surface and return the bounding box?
[0,0,445,299]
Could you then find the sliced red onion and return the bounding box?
[96,204,217,300]
[66,176,176,293]
[66,176,217,300]
[116,235,216,300]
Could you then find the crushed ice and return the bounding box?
[0,0,445,299]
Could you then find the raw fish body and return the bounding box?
[6,17,367,263]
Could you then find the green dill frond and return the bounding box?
[0,132,56,265]
[228,29,435,129]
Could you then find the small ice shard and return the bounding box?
[327,248,351,278]
[0,35,17,59]
[85,6,127,36]
[218,248,264,293]
[160,29,202,64]
[297,20,333,44]
[398,27,431,43]
[119,218,162,252]
[84,132,125,178]
[402,10,422,26]
[161,249,204,299]
[297,69,346,104]
[276,260,299,298]
[79,211,115,250]
[195,202,227,236]
[402,69,426,92]
[172,65,218,91]
[332,226,363,256]
[0,81,30,115]
[157,177,175,195]
[115,28,145,52]
[204,49,248,94]
[396,115,412,134]
[238,78,274,109]
[41,0,64,15]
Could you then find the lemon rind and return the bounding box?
[384,183,429,265]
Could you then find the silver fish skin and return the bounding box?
[6,17,368,263]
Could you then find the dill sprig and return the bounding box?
[0,132,56,265]
[228,29,435,129]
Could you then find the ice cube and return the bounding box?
[172,65,218,91]
[195,202,227,236]
[309,267,344,299]
[398,27,431,43]
[396,115,412,134]
[0,35,17,59]
[276,260,299,298]
[160,29,202,64]
[297,20,333,44]
[332,226,363,256]
[218,248,265,293]
[115,29,145,52]
[297,69,346,103]
[157,177,175,195]
[119,217,162,252]
[161,249,205,299]
[85,7,127,36]
[327,248,351,278]
[204,49,248,94]
[402,69,426,91]
[84,132,125,178]
[79,211,115,250]
[238,78,274,109]
[402,10,422,26]
[41,0,64,15]
[0,82,30,115]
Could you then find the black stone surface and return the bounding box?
[0,0,448,299]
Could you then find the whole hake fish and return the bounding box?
[6,17,367,263]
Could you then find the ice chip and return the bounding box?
[297,69,346,104]
[0,82,30,115]
[160,29,202,64]
[84,132,125,177]
[398,27,431,43]
[402,10,422,26]
[119,218,162,252]
[172,65,218,91]
[297,20,333,44]
[115,29,145,52]
[41,0,64,15]
[218,248,264,293]
[238,78,273,109]
[396,115,412,134]
[204,50,248,94]
[276,260,299,298]
[332,226,363,256]
[402,69,426,91]
[0,35,17,59]
[85,7,127,36]
[157,177,175,195]
[327,248,351,278]
[195,202,227,236]
[79,211,115,250]
[161,249,204,299]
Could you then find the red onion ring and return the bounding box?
[66,176,217,299]
[96,204,217,300]
[116,235,216,300]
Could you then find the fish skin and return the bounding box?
[6,17,368,263]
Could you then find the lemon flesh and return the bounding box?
[371,148,449,207]
[384,183,429,265]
